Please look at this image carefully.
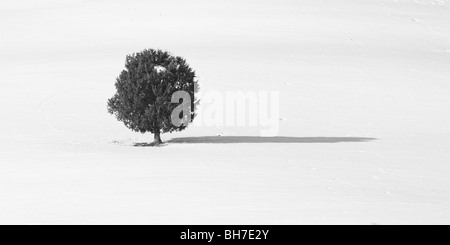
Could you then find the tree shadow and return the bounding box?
[134,142,167,147]
[167,136,377,144]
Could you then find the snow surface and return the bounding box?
[1,0,450,224]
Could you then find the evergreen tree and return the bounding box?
[107,49,198,146]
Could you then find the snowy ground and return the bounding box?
[1,0,450,224]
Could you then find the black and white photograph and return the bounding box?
[1,0,449,227]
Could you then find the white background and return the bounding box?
[1,0,450,224]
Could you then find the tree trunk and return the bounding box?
[153,130,162,146]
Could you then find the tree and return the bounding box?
[107,49,198,146]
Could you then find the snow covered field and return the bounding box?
[1,0,450,224]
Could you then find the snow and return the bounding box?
[1,0,450,224]
[154,65,167,74]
